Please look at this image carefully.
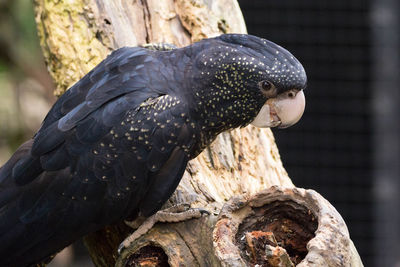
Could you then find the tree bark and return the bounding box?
[33,0,363,266]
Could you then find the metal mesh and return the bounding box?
[238,0,373,265]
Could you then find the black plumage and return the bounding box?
[0,34,307,266]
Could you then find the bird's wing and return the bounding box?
[41,47,156,130]
[0,44,201,265]
[10,46,162,185]
[0,92,197,265]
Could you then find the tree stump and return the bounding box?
[33,0,363,266]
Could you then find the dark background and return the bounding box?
[238,1,400,266]
[0,1,398,266]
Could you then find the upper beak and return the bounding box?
[250,90,305,128]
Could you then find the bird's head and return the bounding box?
[189,34,307,130]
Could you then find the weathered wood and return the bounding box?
[33,0,363,266]
[213,187,363,267]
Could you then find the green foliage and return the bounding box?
[0,61,7,73]
[0,0,50,164]
[12,0,42,62]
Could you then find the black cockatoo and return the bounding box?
[0,34,306,266]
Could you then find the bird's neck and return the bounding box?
[189,81,264,135]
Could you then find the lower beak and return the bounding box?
[250,90,305,128]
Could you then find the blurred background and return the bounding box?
[0,0,398,266]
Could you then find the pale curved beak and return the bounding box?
[250,90,305,128]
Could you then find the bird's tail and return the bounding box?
[0,140,40,264]
[0,140,36,205]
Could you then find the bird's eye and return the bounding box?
[259,80,273,91]
[287,91,296,98]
